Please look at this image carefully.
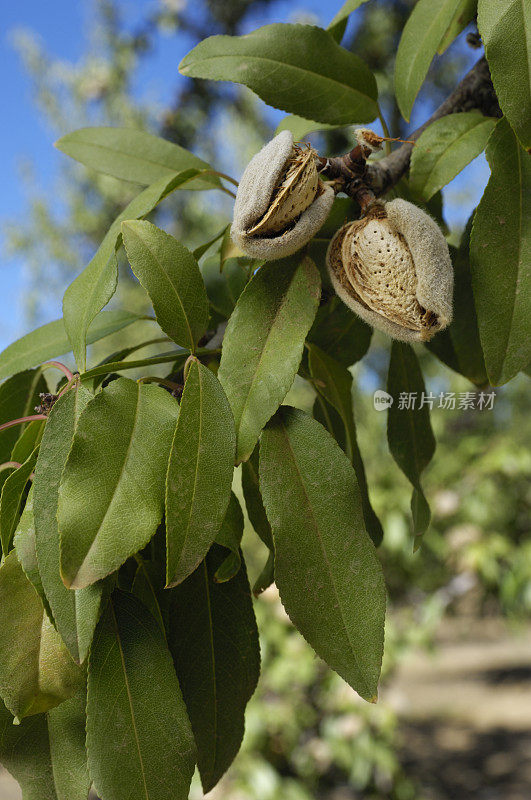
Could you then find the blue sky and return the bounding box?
[0,0,489,351]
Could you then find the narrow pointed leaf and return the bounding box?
[131,560,166,637]
[0,701,57,800]
[201,255,248,319]
[395,0,466,121]
[168,545,260,792]
[193,225,228,260]
[0,551,82,720]
[275,115,340,139]
[80,349,189,382]
[56,126,219,189]
[87,591,196,800]
[470,118,531,385]
[387,343,435,539]
[410,112,496,200]
[166,360,235,587]
[260,406,386,701]
[478,0,531,149]
[426,223,487,385]
[63,169,201,371]
[214,492,244,582]
[14,489,53,620]
[437,0,477,53]
[34,386,104,662]
[308,344,383,546]
[0,692,89,800]
[0,369,47,463]
[47,691,90,800]
[241,447,275,593]
[327,0,370,40]
[0,447,38,553]
[180,24,378,125]
[0,311,142,383]
[218,256,321,463]
[10,420,44,465]
[59,378,179,589]
[122,220,209,350]
[308,297,372,366]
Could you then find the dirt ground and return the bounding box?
[1,617,530,800]
[385,617,531,800]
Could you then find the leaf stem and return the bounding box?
[183,355,197,382]
[42,361,75,382]
[377,106,392,155]
[209,170,239,187]
[0,414,47,433]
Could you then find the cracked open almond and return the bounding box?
[232,130,334,260]
[326,199,453,342]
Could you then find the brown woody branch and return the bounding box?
[319,56,501,203]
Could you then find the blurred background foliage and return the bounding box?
[2,2,530,798]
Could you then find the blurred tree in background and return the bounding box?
[4,0,475,322]
[2,2,530,798]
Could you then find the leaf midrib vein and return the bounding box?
[111,600,150,800]
[278,414,371,698]
[184,53,375,103]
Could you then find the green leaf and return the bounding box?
[260,406,386,701]
[395,0,466,121]
[275,115,341,139]
[478,0,531,150]
[0,447,38,554]
[0,369,46,466]
[56,126,219,190]
[470,118,531,385]
[131,560,166,637]
[220,226,245,272]
[87,591,195,800]
[410,112,496,200]
[80,349,189,382]
[0,701,55,800]
[47,691,91,800]
[168,545,260,792]
[308,344,383,546]
[193,225,228,260]
[58,377,179,589]
[327,0,370,39]
[122,220,209,351]
[180,23,378,126]
[0,311,142,383]
[63,169,201,372]
[34,386,104,663]
[308,296,372,366]
[214,492,244,582]
[10,420,44,466]
[218,256,321,463]
[387,343,435,540]
[241,446,275,594]
[166,359,235,587]
[437,0,477,53]
[14,488,54,621]
[201,256,249,319]
[426,223,488,385]
[0,690,89,800]
[0,551,82,720]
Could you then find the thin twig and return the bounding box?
[319,57,501,203]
